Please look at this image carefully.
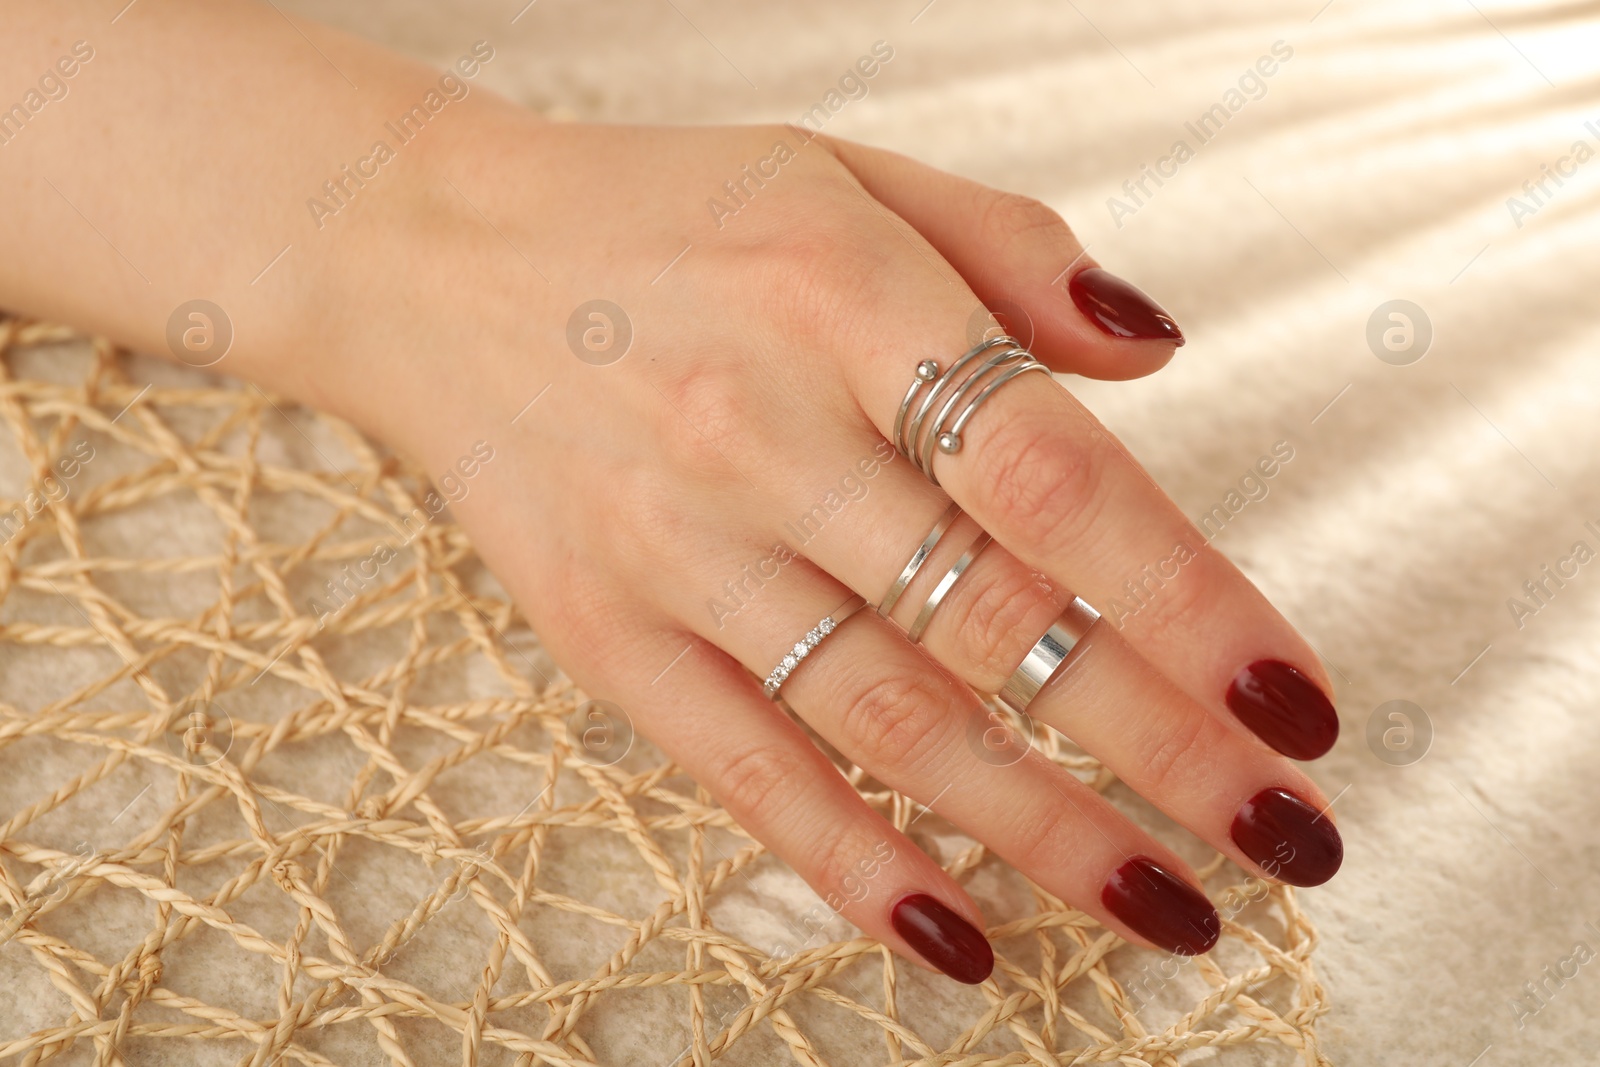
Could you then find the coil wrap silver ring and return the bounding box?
[894,334,1051,487]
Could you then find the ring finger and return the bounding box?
[685,554,1224,959]
[773,432,1343,887]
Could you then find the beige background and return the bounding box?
[4,0,1599,1063]
[329,0,1600,1061]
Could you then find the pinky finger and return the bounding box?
[597,633,996,985]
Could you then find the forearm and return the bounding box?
[0,0,536,442]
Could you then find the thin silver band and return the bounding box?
[996,596,1101,712]
[878,502,961,618]
[892,359,942,458]
[763,596,867,700]
[907,532,993,644]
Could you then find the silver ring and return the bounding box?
[907,532,992,644]
[996,596,1101,712]
[939,359,1052,455]
[896,336,1014,462]
[763,596,867,700]
[878,502,961,618]
[894,334,1051,487]
[916,348,1032,479]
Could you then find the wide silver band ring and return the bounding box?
[996,596,1102,713]
[763,596,867,700]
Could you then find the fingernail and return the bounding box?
[1101,856,1219,955]
[890,893,994,984]
[1231,787,1344,887]
[1226,660,1339,760]
[1067,267,1185,345]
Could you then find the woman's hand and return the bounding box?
[0,3,1342,984]
[336,113,1343,981]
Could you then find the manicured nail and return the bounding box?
[1068,267,1185,345]
[1101,856,1219,955]
[1226,660,1339,760]
[1231,787,1344,887]
[890,893,993,984]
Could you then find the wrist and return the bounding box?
[274,100,556,472]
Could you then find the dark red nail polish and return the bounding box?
[1226,660,1339,760]
[890,893,993,984]
[1068,267,1185,345]
[1231,787,1344,887]
[1101,856,1219,955]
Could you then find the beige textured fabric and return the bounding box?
[0,320,1327,1063]
[5,0,1600,1063]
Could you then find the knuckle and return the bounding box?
[1121,550,1213,643]
[977,191,1074,249]
[748,213,894,350]
[652,358,751,473]
[944,557,1059,681]
[1135,708,1218,797]
[758,221,854,304]
[712,743,813,824]
[806,828,893,910]
[611,483,693,568]
[975,419,1109,549]
[836,671,954,770]
[545,571,629,651]
[1004,787,1080,872]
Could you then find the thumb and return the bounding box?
[820,135,1184,381]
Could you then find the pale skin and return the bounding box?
[1,1,1339,980]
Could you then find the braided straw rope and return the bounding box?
[0,319,1332,1066]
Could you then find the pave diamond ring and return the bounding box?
[762,596,868,700]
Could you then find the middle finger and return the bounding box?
[779,433,1343,888]
[846,305,1340,765]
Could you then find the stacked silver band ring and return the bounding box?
[878,502,960,618]
[996,596,1102,713]
[763,596,867,700]
[894,334,1052,487]
[879,506,994,646]
[907,532,992,644]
